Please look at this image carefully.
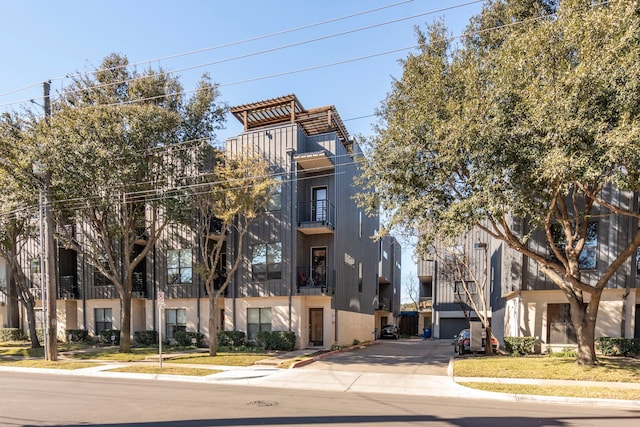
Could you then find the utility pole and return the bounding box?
[43,80,57,361]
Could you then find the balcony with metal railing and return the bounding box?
[377,296,390,311]
[418,297,433,311]
[59,275,78,299]
[296,266,335,294]
[297,200,335,235]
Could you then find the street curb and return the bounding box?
[289,341,379,369]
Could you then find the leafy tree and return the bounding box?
[0,112,42,348]
[193,150,279,355]
[359,0,640,365]
[45,53,225,352]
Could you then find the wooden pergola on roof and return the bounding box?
[230,94,351,151]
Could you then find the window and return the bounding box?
[29,257,41,286]
[251,242,282,280]
[268,176,282,211]
[550,221,597,269]
[358,211,362,238]
[312,187,327,221]
[95,308,112,335]
[312,247,327,286]
[167,249,192,284]
[444,245,464,263]
[94,255,112,287]
[358,262,363,293]
[165,308,187,340]
[454,280,477,295]
[247,307,271,340]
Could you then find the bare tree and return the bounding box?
[193,150,278,356]
[438,238,493,355]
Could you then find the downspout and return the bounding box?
[286,147,296,332]
[622,193,637,337]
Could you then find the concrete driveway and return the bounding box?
[303,338,453,375]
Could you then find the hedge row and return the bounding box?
[256,331,296,351]
[217,331,246,347]
[596,337,640,356]
[0,328,25,341]
[3,327,298,351]
[503,336,535,356]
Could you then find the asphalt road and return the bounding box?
[1,370,639,427]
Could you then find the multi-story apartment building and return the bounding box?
[418,191,640,351]
[223,94,395,347]
[0,94,401,349]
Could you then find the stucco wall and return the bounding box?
[335,309,375,346]
[505,289,637,351]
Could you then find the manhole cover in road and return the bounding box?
[247,400,278,407]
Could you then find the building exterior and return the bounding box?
[0,94,401,350]
[224,94,395,347]
[419,190,640,351]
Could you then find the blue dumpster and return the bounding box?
[423,328,431,339]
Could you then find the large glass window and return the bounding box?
[312,187,327,221]
[166,308,187,339]
[167,249,192,284]
[94,255,112,287]
[251,242,282,280]
[247,307,272,340]
[551,221,597,269]
[268,176,283,211]
[29,257,41,287]
[95,308,113,335]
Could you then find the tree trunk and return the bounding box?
[119,292,132,352]
[484,325,494,356]
[568,292,600,366]
[24,298,41,349]
[208,292,219,356]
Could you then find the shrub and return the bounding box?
[0,328,25,341]
[256,331,296,351]
[217,331,245,347]
[134,330,158,346]
[65,329,89,343]
[548,347,577,358]
[174,331,205,347]
[596,337,640,356]
[504,336,535,356]
[99,330,120,346]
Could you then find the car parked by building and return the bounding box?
[380,324,400,339]
[453,328,498,355]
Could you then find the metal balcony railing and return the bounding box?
[377,296,390,311]
[59,275,78,299]
[418,297,433,311]
[297,266,335,294]
[297,200,335,231]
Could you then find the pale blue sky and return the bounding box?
[0,0,484,300]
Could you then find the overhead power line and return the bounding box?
[0,1,485,109]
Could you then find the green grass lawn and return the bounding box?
[166,352,269,366]
[454,355,640,382]
[0,359,100,370]
[458,382,640,401]
[107,365,221,376]
[454,355,640,401]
